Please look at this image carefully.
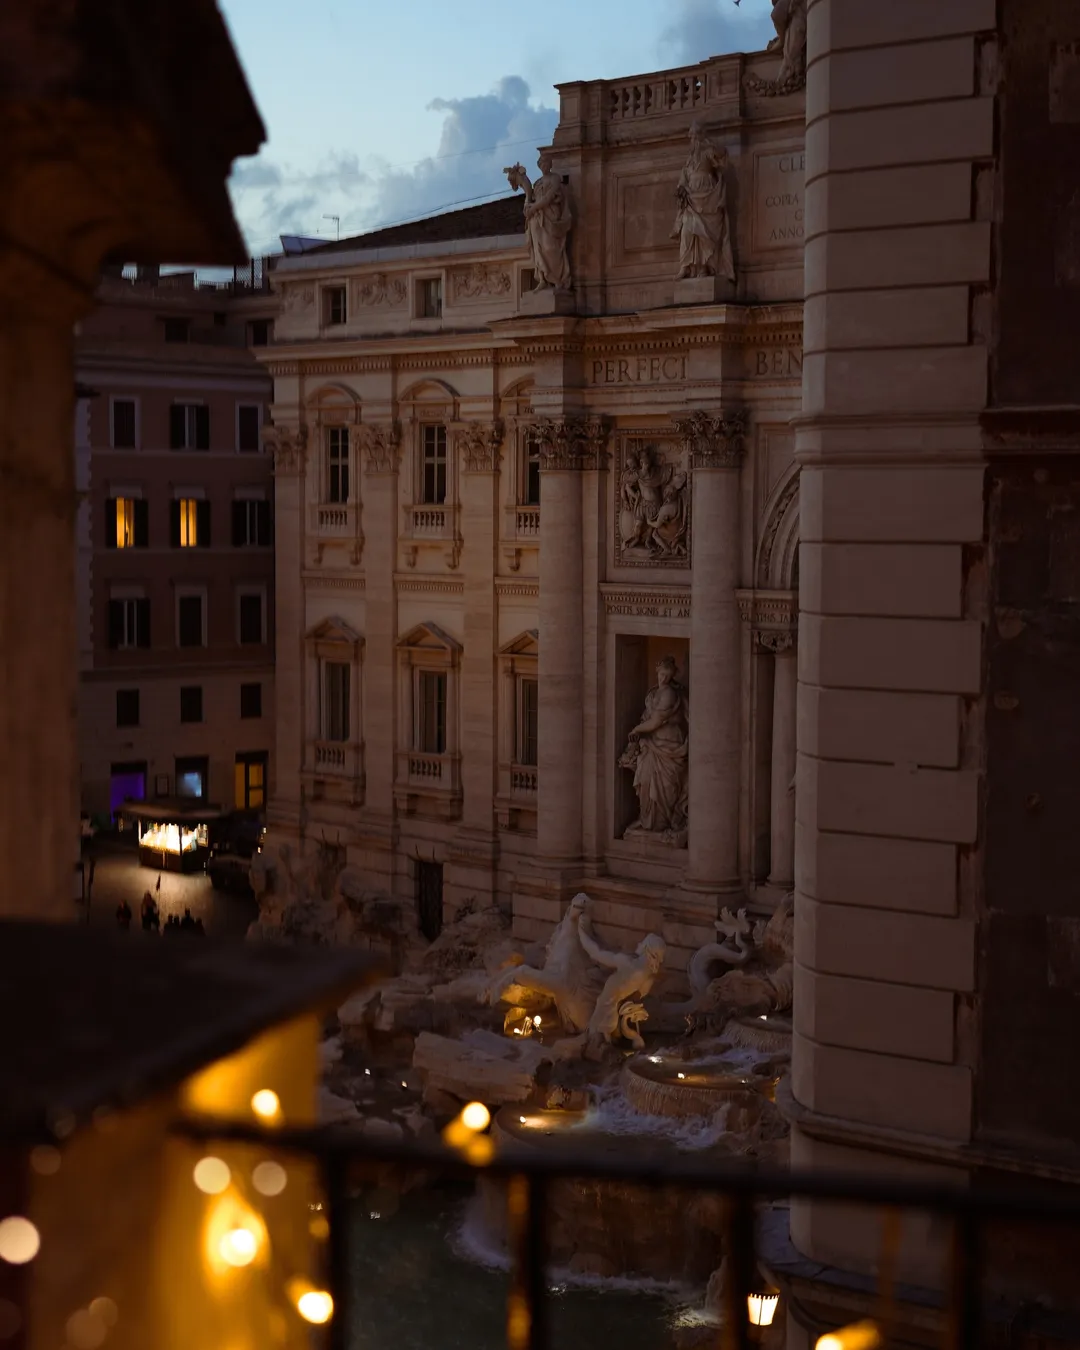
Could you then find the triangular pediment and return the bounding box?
[397,621,462,653]
[306,616,363,646]
[499,629,538,657]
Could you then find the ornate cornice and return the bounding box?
[394,576,465,595]
[495,580,539,599]
[532,415,610,471]
[301,573,367,590]
[262,423,307,475]
[736,588,798,645]
[600,584,691,620]
[454,419,504,473]
[358,421,402,475]
[675,408,748,470]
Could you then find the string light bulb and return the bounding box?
[461,1101,490,1131]
[297,1290,334,1324]
[193,1157,231,1194]
[0,1217,40,1265]
[251,1089,281,1122]
[218,1227,259,1268]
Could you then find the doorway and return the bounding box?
[415,860,444,942]
[109,761,147,815]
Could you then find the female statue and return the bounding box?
[505,154,573,291]
[619,656,689,838]
[670,121,735,283]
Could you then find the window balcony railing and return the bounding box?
[509,764,538,796]
[305,741,364,797]
[309,502,360,537]
[176,1110,1080,1350]
[406,503,454,537]
[394,750,462,818]
[514,505,540,538]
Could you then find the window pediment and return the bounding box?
[397,621,462,657]
[306,616,364,651]
[499,629,538,658]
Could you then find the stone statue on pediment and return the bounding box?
[618,655,689,844]
[505,155,573,292]
[671,122,735,283]
[767,0,808,88]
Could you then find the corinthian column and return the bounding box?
[761,631,797,892]
[534,416,607,869]
[678,410,747,898]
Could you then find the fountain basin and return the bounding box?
[725,1014,793,1055]
[621,1052,772,1125]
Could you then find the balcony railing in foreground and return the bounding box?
[177,1109,1080,1350]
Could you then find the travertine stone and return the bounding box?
[794,963,956,1063]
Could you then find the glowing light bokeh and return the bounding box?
[816,1321,883,1350]
[297,1290,334,1324]
[251,1089,281,1121]
[252,1161,288,1197]
[193,1157,231,1195]
[29,1146,61,1176]
[218,1227,259,1268]
[0,1218,40,1265]
[461,1101,490,1131]
[66,1308,108,1350]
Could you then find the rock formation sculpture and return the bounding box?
[619,655,689,842]
[578,920,667,1058]
[505,155,572,292]
[670,121,735,283]
[484,892,601,1032]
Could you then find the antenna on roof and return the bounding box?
[322,214,341,240]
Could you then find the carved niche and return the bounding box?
[450,264,512,301]
[356,273,407,307]
[615,431,691,567]
[262,424,307,475]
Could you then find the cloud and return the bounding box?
[228,77,557,255]
[659,0,774,66]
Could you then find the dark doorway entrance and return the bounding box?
[415,860,444,942]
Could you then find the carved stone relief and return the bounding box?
[454,420,504,472]
[358,421,402,474]
[615,434,690,567]
[262,424,307,475]
[531,416,608,471]
[674,408,747,470]
[356,273,406,307]
[450,264,512,301]
[280,284,315,314]
[618,655,689,847]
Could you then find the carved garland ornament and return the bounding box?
[451,264,512,300]
[531,416,609,471]
[262,424,308,475]
[358,421,402,474]
[356,273,407,307]
[674,409,748,470]
[455,420,504,472]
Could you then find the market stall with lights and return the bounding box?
[120,799,225,874]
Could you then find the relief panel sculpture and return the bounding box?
[451,264,512,301]
[615,435,690,565]
[618,655,689,846]
[356,273,407,307]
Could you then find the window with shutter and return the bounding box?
[105,499,118,550]
[169,405,186,450]
[176,499,198,547]
[133,499,149,548]
[231,500,246,546]
[196,499,211,547]
[169,501,181,548]
[195,405,210,450]
[177,595,204,648]
[237,404,261,452]
[240,682,262,719]
[113,498,137,548]
[107,600,124,649]
[238,593,264,645]
[115,690,140,728]
[256,500,271,544]
[179,686,203,723]
[111,400,137,449]
[135,598,151,648]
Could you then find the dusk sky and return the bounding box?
[217,0,774,255]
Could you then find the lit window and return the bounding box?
[106,496,147,549]
[116,498,136,548]
[421,425,447,505]
[327,427,349,504]
[417,670,447,754]
[517,677,538,766]
[178,499,198,547]
[322,662,350,742]
[417,277,442,319]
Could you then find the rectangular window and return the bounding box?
[163,317,190,343]
[111,399,137,449]
[170,498,210,548]
[231,498,271,547]
[169,403,210,451]
[237,404,262,453]
[324,286,347,326]
[248,319,271,347]
[234,752,268,810]
[240,682,263,719]
[326,427,349,504]
[417,670,447,754]
[177,594,205,648]
[417,277,443,319]
[524,435,541,506]
[322,661,351,742]
[106,497,148,549]
[238,592,265,645]
[421,425,447,505]
[115,689,140,728]
[179,685,203,723]
[518,677,539,766]
[175,755,208,799]
[107,597,150,650]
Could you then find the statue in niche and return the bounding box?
[578,921,667,1059]
[670,121,735,283]
[504,154,572,292]
[620,444,689,559]
[618,655,689,844]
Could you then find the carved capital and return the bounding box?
[757,630,796,655]
[359,421,402,474]
[454,419,504,472]
[262,423,308,475]
[675,409,747,470]
[532,416,609,471]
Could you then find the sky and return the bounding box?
[216,0,775,255]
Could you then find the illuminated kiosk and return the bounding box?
[123,799,224,873]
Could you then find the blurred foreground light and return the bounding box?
[66,1307,108,1349]
[29,1146,61,1177]
[252,1161,288,1197]
[297,1290,334,1324]
[747,1293,779,1327]
[461,1101,490,1131]
[0,1218,39,1265]
[309,1214,330,1241]
[193,1157,231,1195]
[88,1298,118,1329]
[0,1299,21,1340]
[218,1227,259,1268]
[816,1321,883,1350]
[251,1089,282,1122]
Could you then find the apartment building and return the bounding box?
[76,264,277,818]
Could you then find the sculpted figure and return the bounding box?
[767,0,808,88]
[646,470,689,556]
[484,892,600,1032]
[579,920,667,1056]
[505,155,572,292]
[619,656,689,839]
[671,894,795,1028]
[671,122,735,283]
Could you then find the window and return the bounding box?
[177,594,205,648]
[235,752,268,810]
[175,755,208,799]
[417,670,447,754]
[171,498,209,548]
[326,427,350,504]
[237,404,262,453]
[523,434,541,506]
[179,685,203,723]
[417,277,442,319]
[115,689,140,728]
[169,403,210,450]
[248,319,271,347]
[324,286,347,326]
[111,399,137,449]
[322,661,351,742]
[517,677,538,766]
[238,592,265,645]
[240,682,263,719]
[421,425,447,505]
[232,498,271,547]
[163,317,190,343]
[107,597,150,650]
[106,496,148,549]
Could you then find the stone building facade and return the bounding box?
[263,46,805,968]
[76,269,277,818]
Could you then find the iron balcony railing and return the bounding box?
[177,1113,1080,1350]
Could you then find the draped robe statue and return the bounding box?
[670,122,735,283]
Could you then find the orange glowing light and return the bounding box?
[461,1101,490,1131]
[251,1089,281,1121]
[297,1291,334,1324]
[193,1157,231,1195]
[816,1321,883,1350]
[0,1217,40,1265]
[218,1227,259,1268]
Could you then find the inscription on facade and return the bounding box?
[590,355,687,385]
[754,150,805,250]
[748,346,803,378]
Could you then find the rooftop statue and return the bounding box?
[504,154,573,292]
[671,121,735,284]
